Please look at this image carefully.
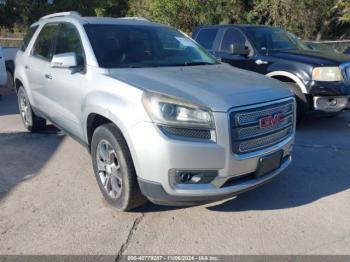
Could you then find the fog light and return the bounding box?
[327,98,337,106]
[314,96,348,112]
[179,172,193,183]
[174,170,217,184]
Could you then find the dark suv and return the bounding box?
[193,25,350,119]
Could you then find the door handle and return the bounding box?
[255,59,269,65]
[45,74,52,80]
[25,65,30,70]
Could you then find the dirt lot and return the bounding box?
[0,94,350,255]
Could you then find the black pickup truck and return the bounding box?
[193,25,350,119]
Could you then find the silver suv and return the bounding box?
[15,12,296,211]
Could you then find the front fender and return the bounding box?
[266,69,309,94]
[81,89,148,144]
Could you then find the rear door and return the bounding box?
[0,45,7,86]
[27,23,59,110]
[44,22,86,138]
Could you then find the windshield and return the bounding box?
[84,24,217,68]
[246,27,309,51]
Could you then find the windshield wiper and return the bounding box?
[170,61,216,67]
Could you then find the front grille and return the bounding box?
[344,66,350,82]
[230,99,295,154]
[342,65,350,82]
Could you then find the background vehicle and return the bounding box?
[193,25,350,120]
[0,44,17,93]
[0,44,7,87]
[0,45,7,86]
[15,12,295,211]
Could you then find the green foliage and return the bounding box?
[246,0,332,39]
[128,0,249,34]
[0,0,128,31]
[1,0,350,40]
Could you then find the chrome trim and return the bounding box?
[339,62,350,82]
[227,97,297,160]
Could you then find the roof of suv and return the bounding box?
[35,11,165,27]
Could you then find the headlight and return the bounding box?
[312,67,343,81]
[142,91,214,129]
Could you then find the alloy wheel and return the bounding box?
[19,91,31,126]
[96,139,123,199]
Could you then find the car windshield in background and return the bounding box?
[247,27,309,51]
[84,24,217,68]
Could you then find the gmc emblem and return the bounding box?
[259,113,285,129]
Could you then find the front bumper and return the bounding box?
[138,156,291,206]
[309,81,350,112]
[126,105,294,206]
[309,81,350,96]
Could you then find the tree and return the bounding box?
[94,0,129,17]
[128,0,249,34]
[246,0,350,40]
[0,0,129,31]
[1,0,350,40]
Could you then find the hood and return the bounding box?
[269,49,350,66]
[108,63,292,112]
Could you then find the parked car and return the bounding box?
[15,12,295,211]
[0,44,17,92]
[193,25,350,120]
[0,44,7,87]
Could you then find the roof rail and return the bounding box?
[40,11,81,20]
[118,17,150,22]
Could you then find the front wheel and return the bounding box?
[91,123,147,211]
[17,86,46,132]
[286,83,309,123]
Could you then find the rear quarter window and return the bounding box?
[195,28,218,50]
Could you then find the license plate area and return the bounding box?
[255,150,283,178]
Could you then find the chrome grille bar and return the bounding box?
[230,99,295,154]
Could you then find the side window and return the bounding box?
[220,28,248,52]
[20,25,39,52]
[195,28,218,50]
[54,23,84,66]
[32,23,59,61]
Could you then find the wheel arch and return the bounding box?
[266,71,308,94]
[86,113,113,151]
[15,78,23,93]
[85,112,144,183]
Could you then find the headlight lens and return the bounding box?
[312,67,343,81]
[142,91,214,128]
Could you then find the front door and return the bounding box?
[44,22,86,138]
[214,28,268,74]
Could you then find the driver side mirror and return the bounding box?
[50,52,78,68]
[229,44,250,56]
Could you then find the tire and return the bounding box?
[91,123,147,211]
[17,86,46,132]
[286,83,309,123]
